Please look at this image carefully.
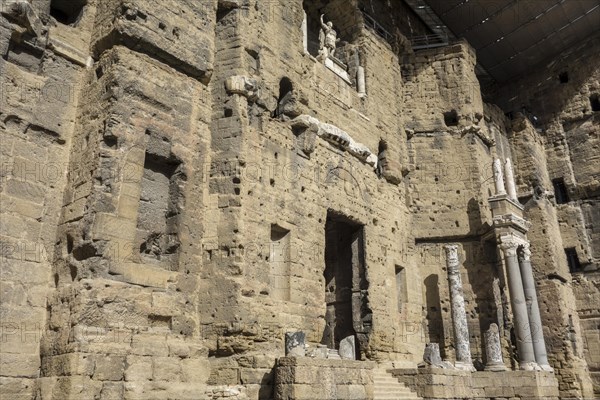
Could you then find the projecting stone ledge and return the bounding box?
[291,115,378,167]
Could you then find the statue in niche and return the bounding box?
[319,14,340,59]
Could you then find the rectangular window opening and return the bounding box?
[565,248,581,273]
[552,178,569,204]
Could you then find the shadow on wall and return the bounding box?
[467,197,486,236]
[424,273,446,359]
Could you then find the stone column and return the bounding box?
[492,159,507,196]
[444,245,474,370]
[302,11,308,53]
[504,158,518,201]
[499,239,537,370]
[484,323,507,371]
[357,66,366,96]
[518,243,553,371]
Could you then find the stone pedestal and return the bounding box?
[444,245,474,371]
[285,331,306,357]
[324,57,351,83]
[518,244,553,371]
[484,323,507,371]
[499,239,537,370]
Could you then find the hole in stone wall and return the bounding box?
[590,94,600,112]
[224,108,233,117]
[149,315,172,330]
[376,139,388,178]
[50,0,87,25]
[270,225,291,301]
[95,66,104,79]
[558,71,569,83]
[245,48,260,72]
[273,77,294,119]
[552,178,569,204]
[444,110,459,127]
[137,149,183,268]
[66,234,74,254]
[72,243,96,261]
[69,265,78,281]
[565,248,581,273]
[216,4,234,23]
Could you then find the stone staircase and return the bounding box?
[373,368,422,400]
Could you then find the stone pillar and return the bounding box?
[357,66,366,96]
[444,245,474,370]
[504,158,518,201]
[302,11,308,53]
[499,239,537,370]
[518,243,553,371]
[484,323,507,371]
[493,159,507,196]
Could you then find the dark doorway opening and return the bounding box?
[322,211,369,358]
[552,178,569,204]
[565,248,581,273]
[590,94,600,112]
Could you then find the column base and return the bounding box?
[539,364,554,372]
[484,362,508,372]
[519,362,540,371]
[454,361,476,371]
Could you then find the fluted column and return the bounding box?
[444,245,474,370]
[504,158,518,201]
[518,243,553,371]
[493,159,507,196]
[499,239,538,370]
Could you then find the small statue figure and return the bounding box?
[319,14,340,59]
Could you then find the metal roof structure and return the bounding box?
[414,0,600,84]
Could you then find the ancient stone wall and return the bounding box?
[1,1,598,399]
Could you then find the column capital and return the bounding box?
[498,239,519,257]
[518,243,531,262]
[444,244,460,271]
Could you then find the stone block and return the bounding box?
[240,368,272,385]
[0,353,40,377]
[152,356,182,381]
[181,357,211,383]
[124,356,152,382]
[93,355,125,381]
[99,381,124,400]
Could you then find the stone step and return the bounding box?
[372,369,423,400]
